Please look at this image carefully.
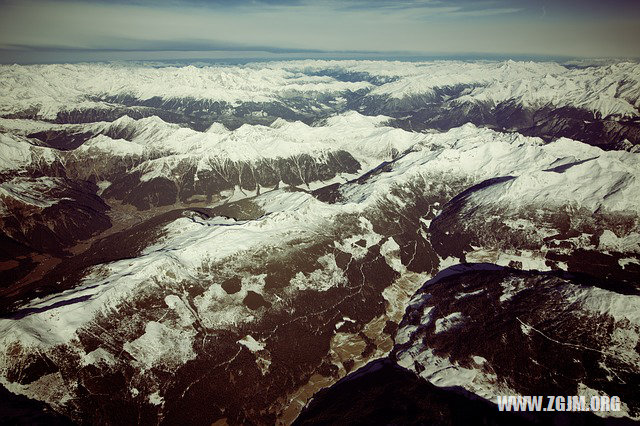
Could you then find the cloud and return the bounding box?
[444,7,522,17]
[0,0,638,62]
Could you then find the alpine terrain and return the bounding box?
[0,60,639,425]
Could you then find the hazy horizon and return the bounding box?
[1,0,639,64]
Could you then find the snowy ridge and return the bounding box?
[460,141,640,215]
[363,60,640,118]
[20,112,420,182]
[0,133,57,173]
[82,112,420,185]
[105,112,407,165]
[1,111,419,192]
[0,177,67,215]
[77,134,145,157]
[0,63,372,119]
[2,60,638,120]
[2,124,639,349]
[336,123,640,212]
[0,190,342,346]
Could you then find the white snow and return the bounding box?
[462,150,640,215]
[238,335,266,353]
[434,312,464,334]
[122,321,196,372]
[0,62,372,119]
[96,180,111,195]
[499,277,527,303]
[3,60,637,133]
[0,75,638,418]
[0,59,639,419]
[13,111,421,186]
[365,60,640,118]
[289,253,347,292]
[81,348,117,367]
[466,249,551,272]
[472,356,487,365]
[77,134,145,157]
[334,218,383,260]
[619,257,640,269]
[380,237,405,273]
[599,230,640,253]
[397,270,640,415]
[396,347,508,400]
[395,324,419,346]
[0,133,57,173]
[565,286,640,324]
[148,391,164,406]
[0,177,66,214]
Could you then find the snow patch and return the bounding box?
[434,312,464,334]
[123,321,196,372]
[238,335,266,353]
[148,391,164,406]
[599,230,640,253]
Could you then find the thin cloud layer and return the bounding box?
[0,0,638,63]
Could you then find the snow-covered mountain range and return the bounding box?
[0,60,639,425]
[2,61,639,120]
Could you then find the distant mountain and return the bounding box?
[2,60,639,149]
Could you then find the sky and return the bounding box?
[0,0,639,63]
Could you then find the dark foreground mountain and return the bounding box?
[295,359,637,426]
[297,264,640,425]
